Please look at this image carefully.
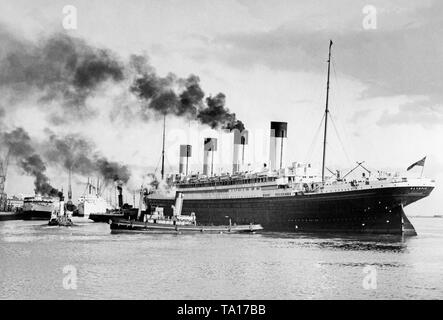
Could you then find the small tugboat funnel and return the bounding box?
[137,188,144,220]
[233,130,248,174]
[58,192,65,217]
[203,138,217,176]
[269,121,287,171]
[179,145,192,175]
[117,185,123,209]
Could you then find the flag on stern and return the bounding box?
[407,156,426,171]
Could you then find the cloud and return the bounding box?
[377,98,443,127]
[199,0,443,108]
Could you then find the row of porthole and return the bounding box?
[291,217,379,223]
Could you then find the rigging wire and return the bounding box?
[331,57,342,117]
[166,154,174,175]
[304,113,325,164]
[153,155,162,176]
[329,112,353,167]
[329,56,356,168]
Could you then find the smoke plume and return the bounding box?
[0,28,247,194]
[1,128,59,196]
[129,55,245,131]
[0,29,124,122]
[0,27,246,131]
[199,93,245,131]
[45,131,131,185]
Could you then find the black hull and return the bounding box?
[148,186,433,235]
[21,210,52,220]
[110,219,263,234]
[48,216,74,226]
[0,211,24,221]
[89,209,138,223]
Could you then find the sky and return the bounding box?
[0,0,442,215]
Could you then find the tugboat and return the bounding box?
[75,178,114,219]
[89,185,138,222]
[110,192,263,234]
[48,191,73,227]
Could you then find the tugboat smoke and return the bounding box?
[45,132,131,185]
[0,29,124,123]
[1,128,59,196]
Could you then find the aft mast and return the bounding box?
[321,40,333,184]
[161,114,166,180]
[68,167,72,202]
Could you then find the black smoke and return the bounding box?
[1,128,59,196]
[0,28,245,131]
[45,131,131,185]
[129,55,245,131]
[95,157,131,184]
[0,29,124,121]
[199,93,245,131]
[0,29,247,192]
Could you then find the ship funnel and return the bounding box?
[137,187,144,220]
[269,121,287,171]
[58,192,65,217]
[117,185,123,209]
[233,130,249,174]
[179,145,192,175]
[203,138,217,176]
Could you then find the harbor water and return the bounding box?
[1,217,442,299]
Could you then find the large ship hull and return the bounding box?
[89,209,138,223]
[147,185,433,235]
[22,200,55,220]
[21,210,52,220]
[76,197,113,218]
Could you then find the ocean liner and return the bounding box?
[75,178,114,219]
[22,195,56,220]
[146,41,435,235]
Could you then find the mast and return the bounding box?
[321,40,333,184]
[161,114,166,180]
[68,168,72,201]
[279,131,284,169]
[211,148,214,176]
[186,145,189,176]
[187,120,190,176]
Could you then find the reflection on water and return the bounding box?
[261,232,408,252]
[0,217,442,299]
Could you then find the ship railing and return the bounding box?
[320,176,435,193]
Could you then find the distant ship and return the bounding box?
[75,178,114,219]
[77,195,114,218]
[146,41,435,236]
[22,195,57,220]
[88,185,138,222]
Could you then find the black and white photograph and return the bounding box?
[0,0,442,306]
